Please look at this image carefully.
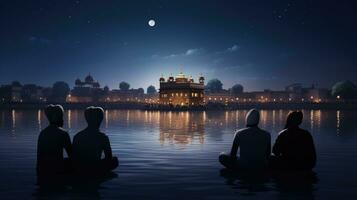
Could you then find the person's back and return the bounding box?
[219,109,271,170]
[37,105,72,174]
[73,128,111,169]
[72,106,118,173]
[272,111,316,170]
[236,127,271,168]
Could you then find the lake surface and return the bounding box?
[0,109,357,199]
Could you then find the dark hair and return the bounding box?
[44,104,64,126]
[285,111,303,129]
[84,106,104,129]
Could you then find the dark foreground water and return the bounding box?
[0,109,357,200]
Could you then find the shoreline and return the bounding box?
[1,102,356,110]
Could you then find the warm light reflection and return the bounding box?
[126,110,130,125]
[272,110,276,129]
[225,111,229,127]
[316,110,321,131]
[37,109,42,131]
[67,110,71,129]
[235,110,239,128]
[278,110,283,128]
[159,112,205,146]
[261,110,267,128]
[11,109,16,134]
[336,110,340,135]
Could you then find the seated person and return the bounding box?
[72,106,118,174]
[37,104,72,175]
[219,109,271,170]
[271,111,316,170]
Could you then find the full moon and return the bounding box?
[148,19,156,27]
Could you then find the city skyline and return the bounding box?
[0,72,340,92]
[1,1,356,91]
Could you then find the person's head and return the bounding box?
[285,111,303,129]
[84,106,104,129]
[44,104,64,127]
[246,109,260,127]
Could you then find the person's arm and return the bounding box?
[103,135,113,160]
[230,131,240,157]
[63,132,72,159]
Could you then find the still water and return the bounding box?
[0,109,356,199]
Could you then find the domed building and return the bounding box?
[74,74,100,88]
[159,72,205,106]
[67,74,103,103]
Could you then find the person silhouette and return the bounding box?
[37,104,72,175]
[219,109,271,170]
[72,106,118,174]
[271,111,316,170]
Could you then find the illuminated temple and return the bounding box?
[159,72,205,106]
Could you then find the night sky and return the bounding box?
[0,0,356,91]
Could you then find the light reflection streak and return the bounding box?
[235,110,239,128]
[11,109,16,134]
[37,109,42,131]
[68,110,71,129]
[272,110,276,130]
[316,110,321,132]
[336,110,340,135]
[159,111,205,146]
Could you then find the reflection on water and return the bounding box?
[1,109,357,199]
[37,109,42,131]
[159,112,205,145]
[67,110,71,129]
[336,110,340,135]
[12,109,15,134]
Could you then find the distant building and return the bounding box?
[22,84,44,102]
[285,83,304,101]
[67,74,103,103]
[103,88,145,103]
[0,82,23,102]
[252,90,290,103]
[304,85,329,103]
[205,90,232,104]
[159,72,205,106]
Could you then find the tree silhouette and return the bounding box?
[138,88,144,94]
[119,81,130,91]
[147,85,157,94]
[331,80,357,99]
[206,79,223,93]
[11,81,22,87]
[52,81,70,102]
[230,84,244,95]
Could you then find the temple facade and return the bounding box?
[159,72,205,106]
[67,74,103,102]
